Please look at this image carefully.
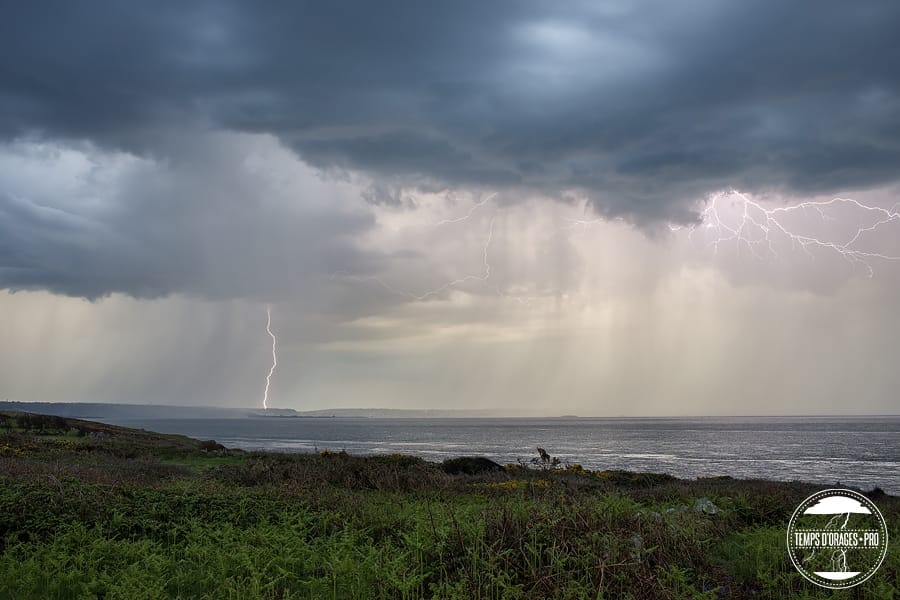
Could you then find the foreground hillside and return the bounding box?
[0,411,896,599]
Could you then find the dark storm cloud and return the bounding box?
[2,1,899,222]
[0,133,380,301]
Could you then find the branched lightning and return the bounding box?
[561,216,605,232]
[337,189,897,312]
[692,190,900,276]
[433,192,496,226]
[262,306,277,410]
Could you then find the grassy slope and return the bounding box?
[0,411,896,600]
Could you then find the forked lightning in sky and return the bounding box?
[694,191,900,276]
[335,190,899,308]
[432,192,496,226]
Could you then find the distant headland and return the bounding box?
[0,401,555,420]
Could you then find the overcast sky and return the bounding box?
[2,2,899,415]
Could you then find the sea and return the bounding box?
[99,415,900,495]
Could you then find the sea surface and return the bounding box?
[101,416,900,494]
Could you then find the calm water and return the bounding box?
[104,416,900,494]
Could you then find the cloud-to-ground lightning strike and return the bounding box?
[692,191,900,276]
[262,306,277,410]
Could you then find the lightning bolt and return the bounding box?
[262,306,277,410]
[561,217,604,232]
[340,189,897,311]
[433,192,496,227]
[691,190,900,276]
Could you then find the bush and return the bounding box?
[441,456,504,475]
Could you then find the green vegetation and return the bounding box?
[0,411,897,599]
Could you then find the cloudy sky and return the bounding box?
[2,1,899,415]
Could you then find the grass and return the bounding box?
[0,411,897,599]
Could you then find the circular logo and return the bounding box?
[787,489,888,589]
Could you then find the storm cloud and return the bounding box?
[2,1,899,225]
[2,2,900,414]
[0,133,378,300]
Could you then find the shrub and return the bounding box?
[441,456,504,475]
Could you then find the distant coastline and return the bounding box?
[2,401,899,421]
[0,401,532,420]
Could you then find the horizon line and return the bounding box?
[1,400,898,419]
